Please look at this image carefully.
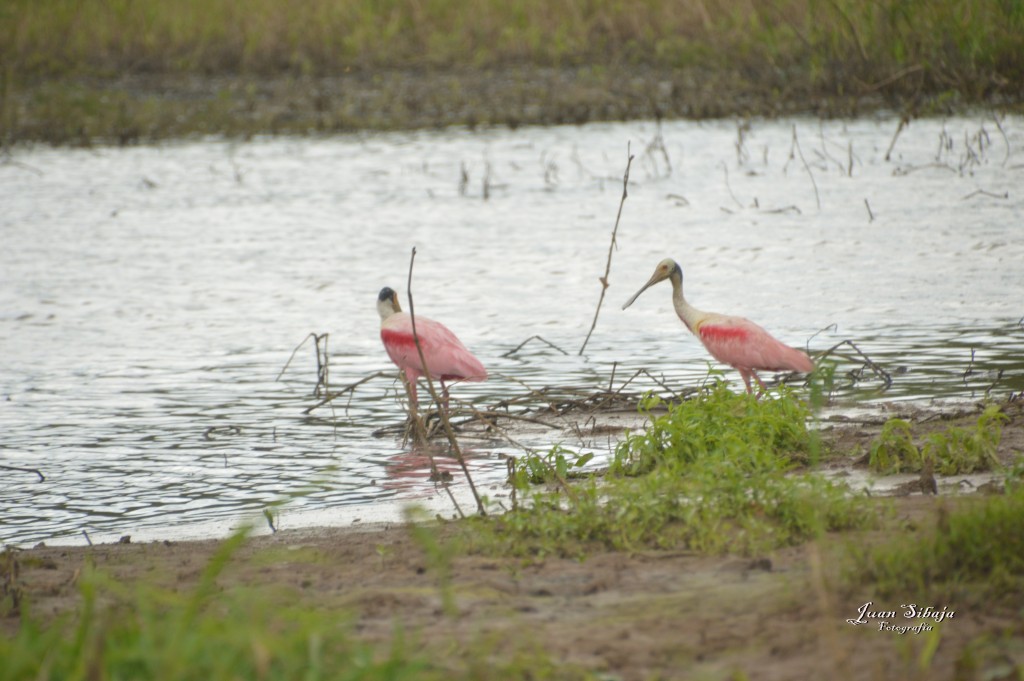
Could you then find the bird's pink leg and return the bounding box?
[750,370,768,399]
[440,379,451,412]
[738,369,754,394]
[403,369,419,410]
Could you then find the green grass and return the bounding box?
[844,487,1024,606]
[471,382,873,559]
[0,534,420,681]
[2,0,1023,143]
[868,405,1009,476]
[3,0,1022,83]
[0,531,585,681]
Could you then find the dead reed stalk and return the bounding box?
[277,332,331,398]
[787,124,821,210]
[406,247,486,516]
[579,143,634,355]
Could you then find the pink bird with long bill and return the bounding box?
[622,259,814,395]
[377,287,487,409]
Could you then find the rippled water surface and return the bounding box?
[3,115,1023,546]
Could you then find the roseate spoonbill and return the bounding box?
[377,287,487,408]
[622,259,814,394]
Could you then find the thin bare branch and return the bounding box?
[407,247,485,515]
[961,189,1008,200]
[0,463,45,482]
[579,143,634,355]
[721,161,743,208]
[884,116,908,162]
[814,339,893,389]
[276,332,318,382]
[303,371,393,414]
[992,112,1011,167]
[502,335,569,357]
[788,124,821,210]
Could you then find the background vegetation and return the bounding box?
[2,0,1023,144]
[2,0,1022,83]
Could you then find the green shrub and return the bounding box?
[474,383,871,559]
[868,406,1008,476]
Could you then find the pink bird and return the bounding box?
[377,287,487,409]
[622,259,814,394]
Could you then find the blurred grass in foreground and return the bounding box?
[844,484,1024,607]
[0,531,585,681]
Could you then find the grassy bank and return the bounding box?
[2,0,1023,144]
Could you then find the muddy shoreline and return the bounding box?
[8,66,1022,146]
[4,399,1023,679]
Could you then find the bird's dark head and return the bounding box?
[377,287,401,320]
[622,258,682,310]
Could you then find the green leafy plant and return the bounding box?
[612,381,816,477]
[868,418,921,474]
[509,446,595,488]
[472,382,871,559]
[868,406,1008,476]
[923,405,1008,475]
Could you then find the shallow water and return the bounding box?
[2,114,1023,546]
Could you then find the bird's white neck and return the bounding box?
[669,270,704,334]
[378,299,399,322]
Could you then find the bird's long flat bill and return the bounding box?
[622,271,666,310]
[622,284,651,310]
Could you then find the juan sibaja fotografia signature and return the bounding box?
[847,601,955,634]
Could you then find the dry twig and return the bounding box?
[406,247,485,515]
[502,335,569,357]
[961,189,1008,201]
[0,464,45,482]
[303,371,393,414]
[864,198,875,222]
[815,339,892,389]
[277,332,330,398]
[579,143,635,355]
[721,161,743,209]
[787,124,821,210]
[884,116,909,161]
[992,112,1011,167]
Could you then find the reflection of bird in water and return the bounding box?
[381,447,462,494]
[623,258,814,395]
[377,287,487,409]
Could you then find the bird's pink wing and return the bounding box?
[696,315,814,373]
[381,313,487,381]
